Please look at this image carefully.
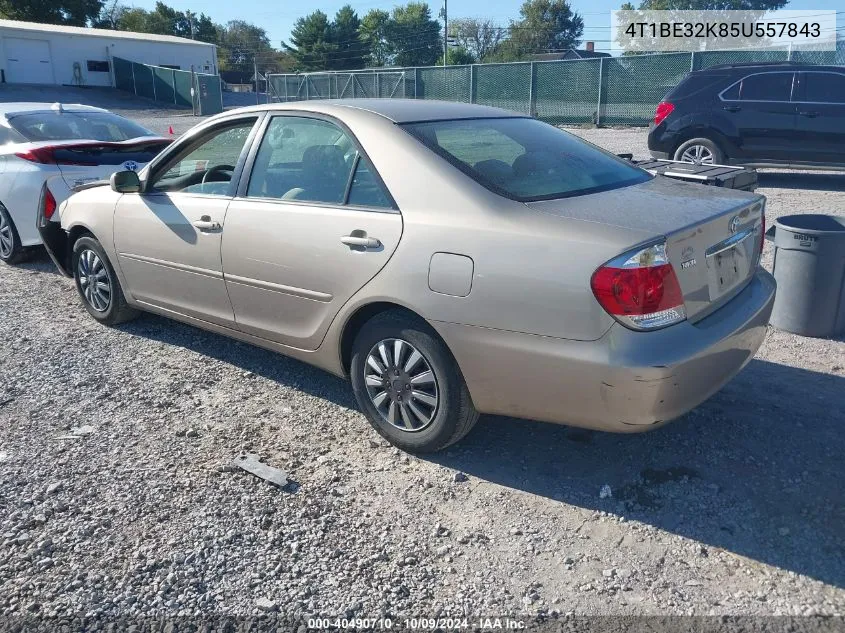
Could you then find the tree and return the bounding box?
[285,11,336,71]
[0,0,104,25]
[219,20,275,72]
[360,9,391,66]
[437,46,476,65]
[506,0,584,58]
[449,18,504,63]
[386,2,442,67]
[331,5,367,70]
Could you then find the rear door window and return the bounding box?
[402,117,650,202]
[247,116,393,209]
[802,72,845,104]
[737,73,794,102]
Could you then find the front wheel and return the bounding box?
[350,311,479,453]
[673,138,724,165]
[72,235,139,325]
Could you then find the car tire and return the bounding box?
[673,138,725,165]
[0,204,34,265]
[350,310,479,453]
[72,235,139,326]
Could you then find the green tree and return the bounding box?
[219,20,275,72]
[386,2,442,67]
[437,46,476,65]
[449,18,504,63]
[330,5,367,70]
[0,0,104,25]
[506,0,583,57]
[360,9,391,66]
[285,10,337,71]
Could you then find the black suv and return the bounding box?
[648,62,845,169]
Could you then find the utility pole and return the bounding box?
[443,0,448,66]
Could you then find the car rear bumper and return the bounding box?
[431,268,776,432]
[36,191,71,277]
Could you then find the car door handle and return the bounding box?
[193,216,221,231]
[798,111,819,118]
[341,235,381,249]
[723,105,741,113]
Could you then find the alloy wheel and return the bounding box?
[679,144,714,165]
[77,249,112,312]
[0,212,14,259]
[364,338,439,432]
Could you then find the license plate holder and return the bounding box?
[713,247,740,293]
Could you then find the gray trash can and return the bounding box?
[768,214,845,338]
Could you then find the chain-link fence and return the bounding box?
[113,57,223,115]
[268,42,843,126]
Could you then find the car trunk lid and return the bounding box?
[526,175,765,322]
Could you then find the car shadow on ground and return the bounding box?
[16,248,62,276]
[758,172,845,192]
[118,301,845,588]
[429,358,845,589]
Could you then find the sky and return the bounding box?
[126,0,841,55]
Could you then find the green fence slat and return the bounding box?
[534,58,601,125]
[153,66,176,104]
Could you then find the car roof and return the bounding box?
[697,62,844,74]
[216,99,525,124]
[0,102,110,118]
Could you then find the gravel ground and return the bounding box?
[0,90,844,627]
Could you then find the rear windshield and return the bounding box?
[401,117,650,202]
[9,111,154,142]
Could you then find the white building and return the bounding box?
[0,19,217,87]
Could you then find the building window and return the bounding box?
[87,60,110,73]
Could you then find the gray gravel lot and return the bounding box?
[0,89,844,624]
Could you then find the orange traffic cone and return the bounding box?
[168,125,174,136]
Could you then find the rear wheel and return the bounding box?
[350,311,479,453]
[673,138,724,165]
[0,204,33,265]
[72,236,139,325]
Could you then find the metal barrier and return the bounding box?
[112,56,223,115]
[268,43,843,126]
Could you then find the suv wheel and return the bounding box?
[673,138,724,165]
[350,310,479,453]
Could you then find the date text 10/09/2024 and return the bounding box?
[307,617,527,629]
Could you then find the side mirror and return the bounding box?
[110,170,141,193]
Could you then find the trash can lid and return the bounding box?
[775,214,845,235]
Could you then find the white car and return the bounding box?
[0,102,171,264]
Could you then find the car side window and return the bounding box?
[803,72,845,104]
[738,73,794,102]
[347,157,392,209]
[151,118,257,195]
[721,82,740,100]
[247,116,392,208]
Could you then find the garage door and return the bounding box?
[5,38,54,84]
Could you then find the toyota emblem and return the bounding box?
[729,216,740,233]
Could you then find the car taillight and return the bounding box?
[654,101,675,126]
[15,145,96,166]
[759,209,766,258]
[591,242,686,331]
[43,186,57,220]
